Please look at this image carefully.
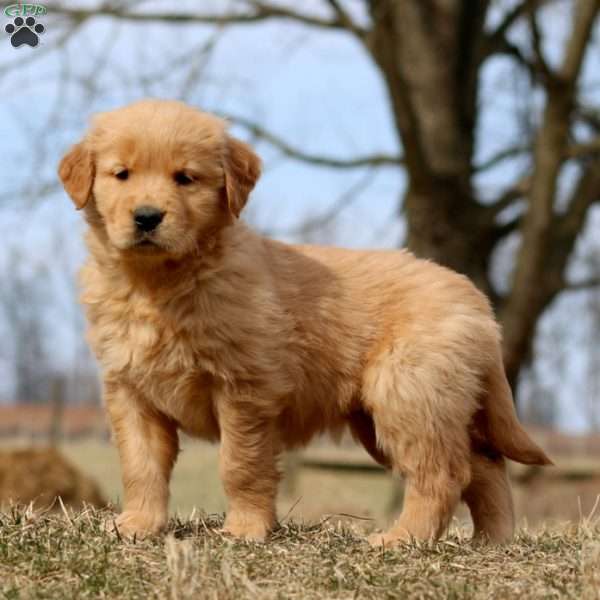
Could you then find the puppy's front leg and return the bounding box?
[105,382,179,537]
[218,398,280,541]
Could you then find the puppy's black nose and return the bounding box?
[133,206,164,232]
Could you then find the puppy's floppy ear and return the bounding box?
[223,135,261,218]
[58,142,95,209]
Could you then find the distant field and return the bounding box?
[58,439,397,527]
[4,437,600,528]
[1,506,597,599]
[56,438,600,528]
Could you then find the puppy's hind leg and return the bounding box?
[366,428,470,546]
[369,474,466,546]
[462,452,515,544]
[363,358,473,546]
[348,409,392,469]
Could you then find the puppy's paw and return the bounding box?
[222,510,273,542]
[367,530,410,548]
[109,510,167,538]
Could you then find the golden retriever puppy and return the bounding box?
[58,99,551,545]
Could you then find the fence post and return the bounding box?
[49,376,65,447]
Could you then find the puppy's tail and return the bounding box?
[481,359,553,466]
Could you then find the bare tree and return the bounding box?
[583,249,600,429]
[0,250,52,403]
[11,0,600,397]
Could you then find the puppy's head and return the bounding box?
[58,100,261,258]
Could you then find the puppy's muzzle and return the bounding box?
[133,206,165,233]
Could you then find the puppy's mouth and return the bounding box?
[136,239,158,248]
[128,235,165,253]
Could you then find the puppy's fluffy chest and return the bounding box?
[82,266,227,434]
[80,251,295,435]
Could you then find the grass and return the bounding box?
[3,439,600,597]
[0,506,598,599]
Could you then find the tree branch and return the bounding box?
[323,0,367,38]
[560,0,600,82]
[45,1,359,32]
[558,158,600,239]
[566,277,600,291]
[489,175,531,216]
[246,0,367,33]
[487,37,535,71]
[484,176,530,243]
[483,0,547,68]
[577,105,600,131]
[221,113,403,169]
[474,136,599,175]
[527,1,555,82]
[492,216,522,242]
[487,1,529,42]
[482,0,565,73]
[475,144,530,172]
[567,137,600,160]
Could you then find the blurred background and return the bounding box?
[0,0,599,530]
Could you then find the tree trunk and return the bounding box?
[366,2,499,309]
[403,183,496,295]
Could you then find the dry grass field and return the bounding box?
[2,438,600,598]
[1,506,599,599]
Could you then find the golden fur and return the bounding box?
[58,99,551,545]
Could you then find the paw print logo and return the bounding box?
[5,16,45,48]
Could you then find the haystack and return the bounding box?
[0,447,106,509]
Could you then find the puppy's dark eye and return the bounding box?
[115,169,129,181]
[174,171,194,186]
